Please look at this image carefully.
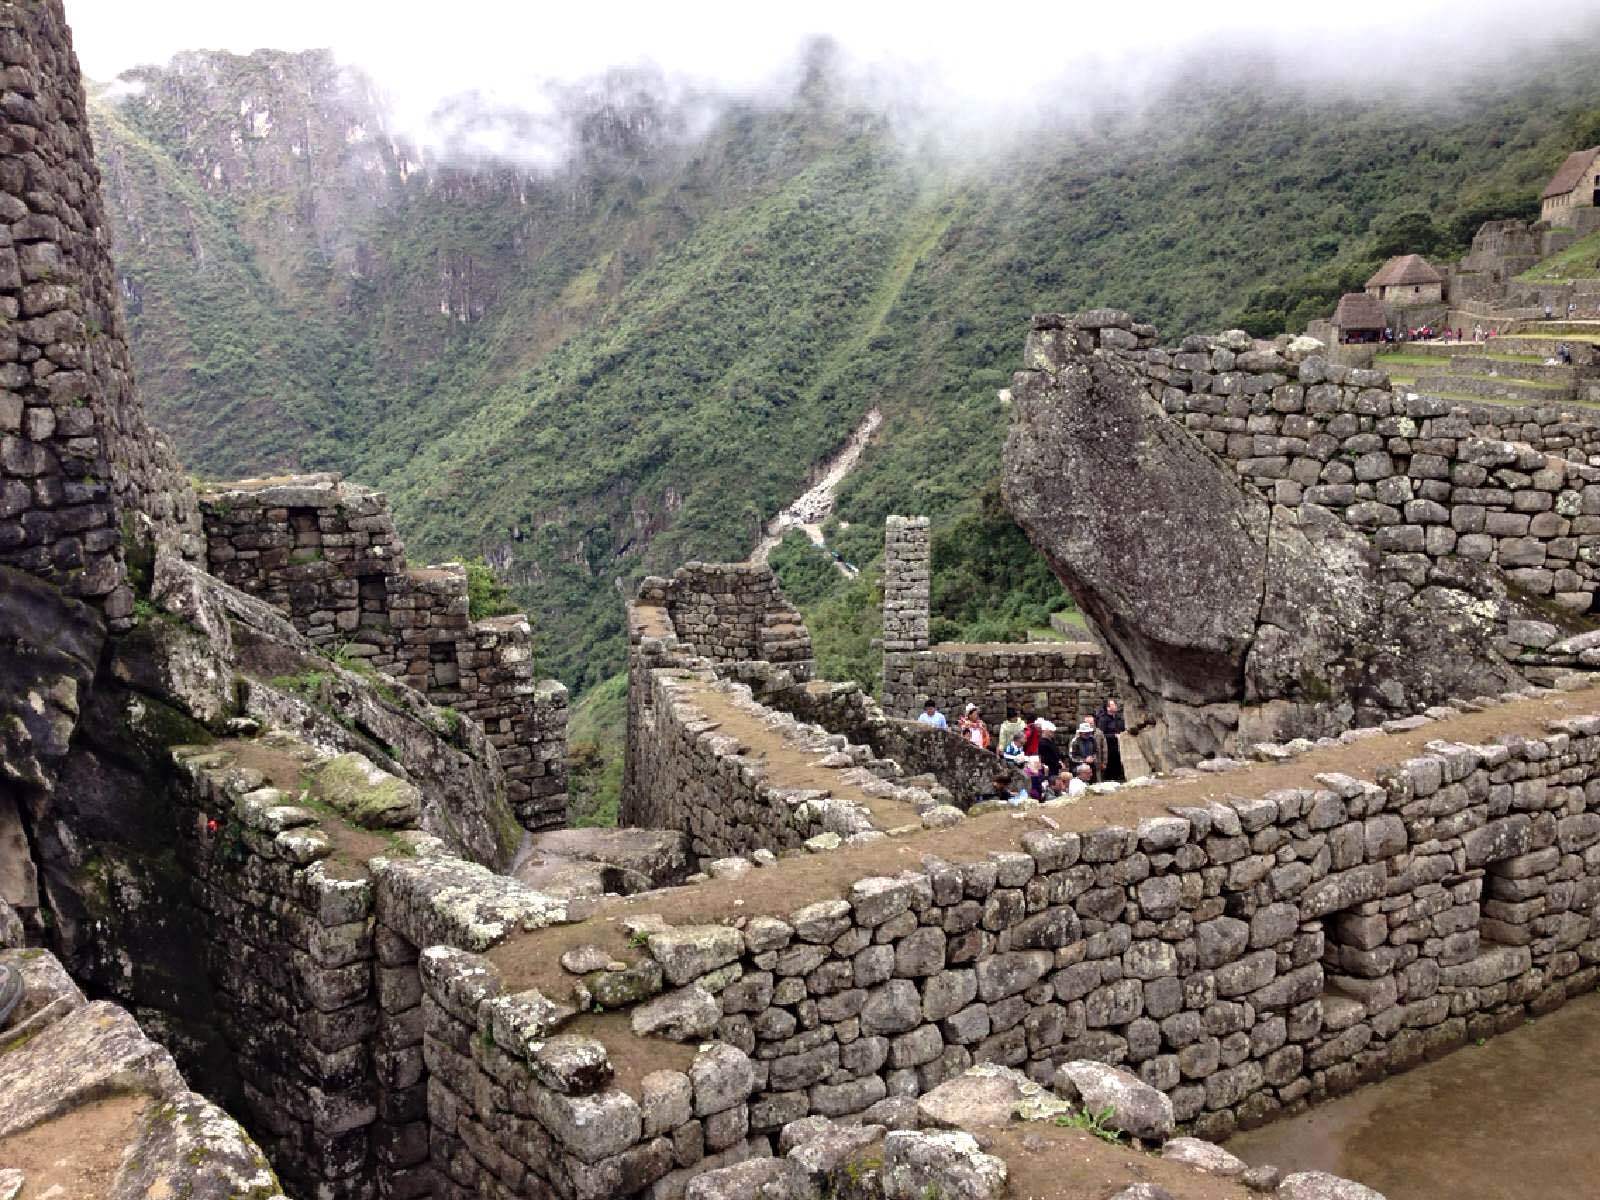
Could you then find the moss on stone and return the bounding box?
[312,752,421,829]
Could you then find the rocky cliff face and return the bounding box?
[1,0,522,1100]
[1002,313,1527,765]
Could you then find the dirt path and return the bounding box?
[681,680,924,833]
[0,1093,149,1197]
[751,407,881,574]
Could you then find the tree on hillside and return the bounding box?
[1369,210,1443,260]
[1446,189,1541,249]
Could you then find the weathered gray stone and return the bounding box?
[1161,1136,1248,1175]
[690,1043,756,1116]
[650,926,745,986]
[881,1130,1007,1200]
[1278,1172,1388,1200]
[632,985,722,1041]
[685,1157,817,1200]
[1052,1060,1175,1141]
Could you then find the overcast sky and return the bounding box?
[60,1,1600,158]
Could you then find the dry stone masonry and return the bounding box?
[9,6,1600,1200]
[199,474,568,830]
[884,636,1117,727]
[162,731,576,1200]
[0,0,201,627]
[643,561,814,675]
[1004,311,1566,767]
[415,683,1600,1200]
[622,571,985,862]
[882,515,930,654]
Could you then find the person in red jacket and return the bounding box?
[1021,716,1042,757]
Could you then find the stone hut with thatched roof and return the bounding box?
[1365,254,1445,306]
[1541,146,1600,228]
[1331,291,1385,343]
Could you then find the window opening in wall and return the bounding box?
[287,506,318,540]
[1318,905,1394,1045]
[1479,858,1537,949]
[429,640,460,689]
[358,573,386,610]
[1586,590,1600,616]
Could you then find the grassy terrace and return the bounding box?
[1509,330,1600,343]
[1383,381,1600,411]
[1517,230,1600,282]
[1374,350,1547,367]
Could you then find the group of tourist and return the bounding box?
[1387,325,1478,343]
[917,697,1127,805]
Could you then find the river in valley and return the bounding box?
[1226,991,1600,1199]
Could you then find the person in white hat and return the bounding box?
[1070,718,1107,781]
[959,703,990,750]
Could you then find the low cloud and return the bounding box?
[64,0,1600,170]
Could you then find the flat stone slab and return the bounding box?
[0,1001,183,1137]
[115,1091,287,1200]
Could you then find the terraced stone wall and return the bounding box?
[883,641,1118,728]
[199,475,568,829]
[0,0,202,627]
[623,664,935,860]
[419,696,1600,1200]
[1104,319,1600,614]
[172,742,387,1200]
[728,660,1021,809]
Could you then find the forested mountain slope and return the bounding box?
[92,37,1600,688]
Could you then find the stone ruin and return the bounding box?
[878,511,1124,749]
[6,5,1600,1199]
[1004,310,1600,770]
[198,473,570,832]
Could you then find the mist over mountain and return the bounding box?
[88,26,1600,689]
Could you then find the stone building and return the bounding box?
[1331,292,1385,343]
[1540,145,1600,228]
[1364,254,1444,308]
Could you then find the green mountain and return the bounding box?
[91,38,1600,692]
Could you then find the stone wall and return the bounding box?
[1121,328,1600,614]
[414,689,1600,1200]
[729,661,1020,809]
[167,731,574,1200]
[641,561,814,676]
[199,475,568,830]
[172,739,393,1200]
[882,515,930,654]
[0,0,202,629]
[884,642,1118,728]
[623,664,943,860]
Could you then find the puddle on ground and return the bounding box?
[1226,991,1600,1200]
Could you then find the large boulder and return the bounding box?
[1052,1059,1175,1142]
[516,826,690,895]
[1002,314,1524,765]
[881,1130,1007,1200]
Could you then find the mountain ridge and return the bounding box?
[89,36,1600,688]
